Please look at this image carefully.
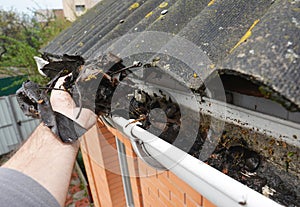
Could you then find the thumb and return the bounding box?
[70,108,97,130]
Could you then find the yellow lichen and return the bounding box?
[292,8,300,12]
[230,19,260,53]
[129,2,140,10]
[159,2,168,8]
[157,15,165,21]
[208,0,215,6]
[85,74,97,81]
[145,11,153,18]
[193,73,198,78]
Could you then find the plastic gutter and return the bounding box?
[201,97,300,148]
[126,78,300,147]
[106,116,283,207]
[115,137,135,207]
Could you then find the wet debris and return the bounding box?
[16,53,299,206]
[202,134,300,207]
[16,53,156,142]
[16,80,86,143]
[262,185,276,198]
[127,90,181,143]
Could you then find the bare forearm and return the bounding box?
[2,76,96,206]
[3,123,79,206]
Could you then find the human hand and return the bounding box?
[50,76,97,130]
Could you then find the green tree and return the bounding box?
[0,9,70,85]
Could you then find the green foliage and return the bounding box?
[0,9,70,85]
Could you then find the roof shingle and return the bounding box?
[41,0,300,111]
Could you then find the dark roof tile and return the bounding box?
[222,0,300,110]
[41,0,300,110]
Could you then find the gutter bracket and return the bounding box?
[103,116,167,170]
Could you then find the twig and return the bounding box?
[75,82,82,119]
[39,87,66,92]
[110,61,142,75]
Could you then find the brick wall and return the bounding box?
[138,161,203,207]
[81,123,126,207]
[81,121,216,207]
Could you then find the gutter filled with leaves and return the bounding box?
[16,53,300,206]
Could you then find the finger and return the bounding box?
[71,108,97,129]
[50,76,97,129]
[50,76,76,111]
[54,74,71,89]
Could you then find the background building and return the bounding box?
[34,9,64,23]
[62,0,102,21]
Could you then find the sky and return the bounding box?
[0,0,63,14]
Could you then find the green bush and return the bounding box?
[0,9,70,85]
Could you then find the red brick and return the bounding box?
[99,138,117,147]
[130,175,143,207]
[109,180,124,190]
[84,121,207,207]
[203,198,216,207]
[186,196,199,207]
[155,178,171,198]
[170,191,185,207]
[159,192,174,206]
[141,178,158,196]
[169,172,202,205]
[158,172,185,202]
[147,187,165,207]
[80,147,101,207]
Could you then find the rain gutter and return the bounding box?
[104,116,283,207]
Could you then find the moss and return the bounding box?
[258,85,299,112]
[287,151,295,157]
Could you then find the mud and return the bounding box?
[16,53,299,206]
[127,94,300,207]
